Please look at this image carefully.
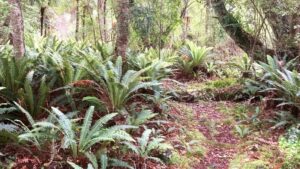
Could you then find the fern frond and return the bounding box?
[139,129,152,153]
[79,106,95,148]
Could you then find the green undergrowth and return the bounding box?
[187,78,238,92]
[229,154,270,169]
[217,103,255,121]
[185,78,243,101]
[169,129,207,168]
[167,101,207,168]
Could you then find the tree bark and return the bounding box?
[8,0,25,59]
[211,0,274,61]
[75,0,80,40]
[115,0,130,60]
[98,0,107,42]
[181,0,190,41]
[82,4,87,40]
[40,6,46,36]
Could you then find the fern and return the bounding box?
[88,56,159,111]
[178,41,212,76]
[123,129,172,163]
[0,123,19,132]
[127,109,157,126]
[68,153,133,169]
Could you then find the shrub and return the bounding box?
[177,41,212,76]
[122,129,172,164]
[245,56,300,111]
[18,105,135,157]
[88,56,159,111]
[127,48,175,81]
[228,54,253,78]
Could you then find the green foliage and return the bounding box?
[18,106,135,158]
[246,56,300,111]
[264,69,300,109]
[256,55,297,80]
[0,46,33,100]
[0,45,50,117]
[229,154,269,169]
[279,125,300,169]
[234,125,250,138]
[26,36,88,87]
[68,154,133,169]
[130,0,181,49]
[89,56,159,111]
[228,54,253,77]
[127,109,157,126]
[53,106,134,157]
[123,129,172,163]
[0,0,10,44]
[178,41,212,76]
[205,78,238,89]
[0,102,17,121]
[269,111,299,129]
[20,71,49,117]
[128,48,176,81]
[205,62,217,76]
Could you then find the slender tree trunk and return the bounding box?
[8,0,25,59]
[115,0,130,60]
[75,0,80,40]
[40,6,46,36]
[98,0,107,42]
[181,0,190,41]
[205,0,212,44]
[82,5,87,40]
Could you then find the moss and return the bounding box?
[169,151,195,169]
[185,129,207,141]
[186,78,243,101]
[279,137,300,169]
[184,129,207,157]
[205,78,238,89]
[229,154,270,169]
[187,78,238,92]
[217,103,254,121]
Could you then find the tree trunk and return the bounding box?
[210,0,300,61]
[8,0,25,59]
[98,0,107,42]
[115,0,130,60]
[181,0,190,41]
[211,0,274,61]
[82,4,87,40]
[40,6,46,36]
[75,0,80,40]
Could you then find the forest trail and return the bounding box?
[190,102,238,169]
[167,94,283,169]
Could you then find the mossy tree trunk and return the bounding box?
[211,0,275,61]
[211,0,300,61]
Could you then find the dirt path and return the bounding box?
[190,102,239,169]
[167,99,283,169]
